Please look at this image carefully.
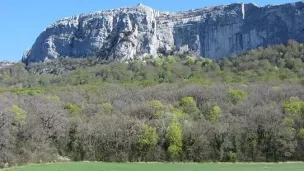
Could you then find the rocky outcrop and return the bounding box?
[0,61,15,69]
[22,1,304,63]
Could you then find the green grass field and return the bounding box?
[3,162,304,171]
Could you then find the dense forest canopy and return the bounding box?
[0,41,304,167]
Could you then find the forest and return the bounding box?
[0,40,304,167]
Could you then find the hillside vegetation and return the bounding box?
[0,41,304,167]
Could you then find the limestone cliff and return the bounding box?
[22,1,304,63]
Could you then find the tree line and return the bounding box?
[0,40,304,89]
[0,83,304,167]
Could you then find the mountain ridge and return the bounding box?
[22,1,304,63]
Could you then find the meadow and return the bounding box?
[2,162,304,171]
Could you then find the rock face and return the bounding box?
[22,1,304,63]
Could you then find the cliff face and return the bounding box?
[22,2,304,63]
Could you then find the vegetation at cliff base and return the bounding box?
[0,41,304,167]
[1,40,304,88]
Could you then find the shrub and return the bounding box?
[138,125,158,152]
[228,89,248,104]
[149,100,165,118]
[227,151,237,162]
[179,97,199,115]
[208,104,222,124]
[45,95,61,102]
[65,103,82,115]
[170,107,187,119]
[284,117,295,127]
[12,105,27,125]
[282,97,304,115]
[185,56,196,65]
[101,102,113,115]
[12,88,43,95]
[167,145,182,161]
[299,128,304,139]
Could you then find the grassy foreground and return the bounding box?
[3,162,304,171]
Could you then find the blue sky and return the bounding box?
[0,0,300,61]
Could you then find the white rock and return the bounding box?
[0,61,15,69]
[22,1,304,63]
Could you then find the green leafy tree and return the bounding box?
[149,100,165,118]
[185,56,196,65]
[12,105,27,125]
[167,56,177,64]
[228,89,248,104]
[282,97,304,115]
[169,106,187,119]
[153,57,164,67]
[65,103,82,116]
[137,125,159,160]
[208,104,222,124]
[166,121,182,161]
[179,97,199,115]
